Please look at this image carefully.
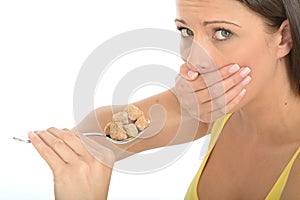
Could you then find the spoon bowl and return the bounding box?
[83,120,150,144]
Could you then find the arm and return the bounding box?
[29,90,200,200]
[29,63,247,199]
[74,89,209,160]
[74,63,248,160]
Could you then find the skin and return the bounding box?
[29,128,114,200]
[176,0,300,199]
[29,0,300,199]
[29,61,248,199]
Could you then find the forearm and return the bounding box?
[74,89,208,160]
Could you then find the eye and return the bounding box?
[213,29,233,41]
[178,27,194,38]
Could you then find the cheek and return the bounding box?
[209,38,277,97]
[209,38,271,68]
[231,41,276,90]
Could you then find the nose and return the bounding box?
[181,39,216,73]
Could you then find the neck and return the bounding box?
[232,63,300,144]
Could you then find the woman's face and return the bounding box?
[176,0,281,106]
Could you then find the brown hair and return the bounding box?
[237,0,300,95]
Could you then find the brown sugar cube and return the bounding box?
[109,122,128,141]
[113,111,129,124]
[126,104,143,121]
[123,123,139,138]
[135,116,148,131]
[103,122,111,135]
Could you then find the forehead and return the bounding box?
[176,0,243,11]
[176,0,253,22]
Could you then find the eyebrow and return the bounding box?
[175,19,187,25]
[175,19,241,28]
[203,20,241,28]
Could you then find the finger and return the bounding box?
[221,64,241,79]
[174,74,194,95]
[195,74,251,112]
[190,68,251,103]
[198,84,248,122]
[193,83,224,103]
[194,66,245,92]
[179,66,241,93]
[47,127,93,159]
[180,63,199,81]
[48,127,79,140]
[219,75,251,111]
[225,88,247,113]
[206,88,247,122]
[38,130,78,164]
[219,67,251,93]
[62,128,81,139]
[183,76,249,121]
[180,63,241,84]
[28,131,66,170]
[178,73,250,114]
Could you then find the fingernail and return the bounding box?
[228,64,240,74]
[28,131,37,139]
[240,67,251,77]
[242,76,252,86]
[188,70,199,80]
[239,88,247,97]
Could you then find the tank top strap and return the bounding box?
[184,114,232,200]
[265,147,300,199]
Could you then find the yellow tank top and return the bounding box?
[185,114,300,200]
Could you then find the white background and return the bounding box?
[0,1,209,199]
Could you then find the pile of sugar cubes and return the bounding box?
[104,105,149,141]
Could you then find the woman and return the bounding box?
[29,0,300,199]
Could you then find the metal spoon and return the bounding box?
[13,120,150,144]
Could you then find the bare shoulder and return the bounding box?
[281,147,300,199]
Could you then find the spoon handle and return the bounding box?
[83,133,107,137]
